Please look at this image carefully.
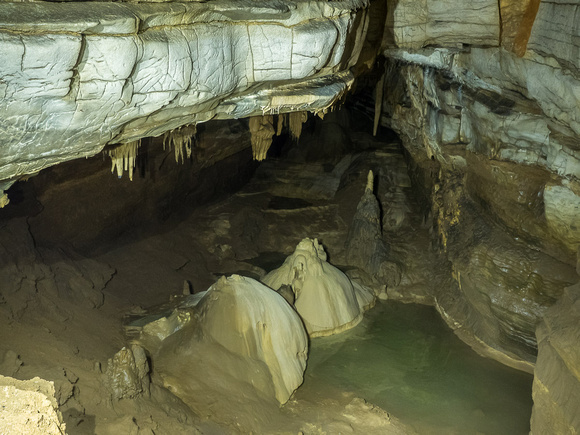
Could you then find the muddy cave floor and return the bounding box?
[0,132,533,434]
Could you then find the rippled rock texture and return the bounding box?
[531,276,580,434]
[381,0,580,370]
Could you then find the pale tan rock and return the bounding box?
[139,275,308,405]
[195,275,308,403]
[263,238,375,337]
[0,375,66,435]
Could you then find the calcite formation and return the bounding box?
[105,345,150,400]
[108,140,141,180]
[137,275,308,405]
[263,238,375,337]
[0,0,373,203]
[249,115,276,161]
[163,124,197,164]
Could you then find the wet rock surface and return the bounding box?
[381,0,580,372]
[531,278,580,434]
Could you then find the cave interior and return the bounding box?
[0,0,580,434]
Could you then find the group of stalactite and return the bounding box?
[106,110,311,180]
[163,124,197,164]
[249,111,309,161]
[107,124,197,180]
[108,140,141,181]
[107,90,380,178]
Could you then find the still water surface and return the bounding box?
[300,301,534,434]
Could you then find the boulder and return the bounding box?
[0,375,67,435]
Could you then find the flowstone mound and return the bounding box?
[136,274,308,405]
[263,238,375,337]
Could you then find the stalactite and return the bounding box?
[162,124,197,164]
[249,115,275,161]
[276,114,286,136]
[0,192,8,208]
[109,140,141,181]
[288,111,308,141]
[373,73,385,137]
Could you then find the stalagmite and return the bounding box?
[249,115,275,161]
[162,124,197,164]
[373,73,385,137]
[288,111,308,141]
[345,170,402,288]
[108,140,141,181]
[105,345,150,400]
[276,114,286,136]
[263,238,375,337]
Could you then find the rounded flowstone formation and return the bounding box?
[263,238,375,337]
[139,274,308,405]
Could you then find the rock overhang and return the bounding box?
[0,0,374,201]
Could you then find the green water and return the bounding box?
[300,301,534,434]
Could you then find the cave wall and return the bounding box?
[380,0,580,431]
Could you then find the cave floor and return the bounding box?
[0,130,533,434]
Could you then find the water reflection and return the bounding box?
[299,301,533,434]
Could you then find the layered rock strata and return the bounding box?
[381,0,580,370]
[0,0,375,203]
[531,279,580,434]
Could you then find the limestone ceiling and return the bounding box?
[0,0,372,202]
[1,0,579,207]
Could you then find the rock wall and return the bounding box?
[381,0,580,371]
[0,0,379,203]
[531,279,580,434]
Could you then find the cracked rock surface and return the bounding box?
[0,0,371,187]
